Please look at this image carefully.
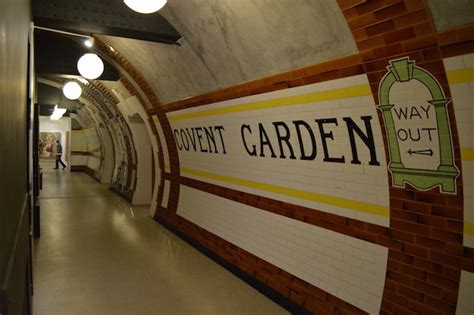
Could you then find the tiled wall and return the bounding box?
[70,128,101,172]
[443,53,474,248]
[178,185,388,314]
[168,74,389,226]
[95,1,474,313]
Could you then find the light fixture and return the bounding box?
[124,0,167,14]
[63,81,82,100]
[84,37,94,48]
[77,77,89,85]
[50,105,67,120]
[77,53,104,80]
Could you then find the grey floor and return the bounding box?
[33,161,288,315]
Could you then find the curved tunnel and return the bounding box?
[39,1,474,313]
[1,0,474,314]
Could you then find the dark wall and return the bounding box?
[0,0,31,314]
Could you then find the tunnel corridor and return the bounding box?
[1,0,474,314]
[34,166,287,315]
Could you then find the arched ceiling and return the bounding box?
[99,0,357,104]
[425,0,474,32]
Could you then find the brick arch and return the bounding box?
[335,0,468,313]
[80,4,474,314]
[84,80,139,198]
[94,38,181,214]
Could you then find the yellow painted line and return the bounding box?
[461,148,474,161]
[168,85,372,121]
[465,222,474,237]
[447,68,474,85]
[181,167,389,217]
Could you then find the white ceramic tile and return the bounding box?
[177,186,388,314]
[456,270,474,315]
[161,179,170,209]
[169,75,389,227]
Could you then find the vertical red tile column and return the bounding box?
[95,39,181,215]
[337,1,464,313]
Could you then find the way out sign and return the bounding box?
[378,57,459,194]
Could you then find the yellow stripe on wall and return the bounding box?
[466,222,474,237]
[181,167,389,217]
[461,148,474,161]
[447,68,474,85]
[167,69,473,122]
[168,85,372,121]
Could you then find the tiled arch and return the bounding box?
[90,1,474,313]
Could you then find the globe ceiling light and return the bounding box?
[84,37,94,48]
[77,53,104,80]
[63,81,82,100]
[124,0,167,14]
[50,105,67,120]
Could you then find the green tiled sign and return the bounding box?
[378,57,459,193]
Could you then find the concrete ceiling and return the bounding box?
[425,0,474,32]
[100,0,358,104]
[33,0,181,44]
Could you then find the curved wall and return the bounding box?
[90,1,474,314]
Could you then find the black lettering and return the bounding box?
[241,124,257,156]
[204,127,217,153]
[420,105,431,119]
[343,116,380,166]
[180,129,190,150]
[259,123,277,158]
[273,121,296,159]
[397,129,408,141]
[315,118,345,163]
[393,107,408,120]
[173,129,183,150]
[293,120,317,160]
[185,128,197,151]
[215,126,227,154]
[410,107,422,119]
[195,127,207,153]
[409,128,421,141]
[422,127,436,141]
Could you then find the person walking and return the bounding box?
[54,140,67,169]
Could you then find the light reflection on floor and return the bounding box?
[33,164,288,315]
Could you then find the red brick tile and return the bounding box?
[402,34,437,52]
[429,251,462,268]
[383,290,408,306]
[391,229,415,243]
[424,296,456,314]
[414,21,434,36]
[352,28,369,41]
[373,1,407,20]
[392,9,429,29]
[348,12,377,30]
[412,279,441,297]
[338,0,367,11]
[437,30,459,46]
[464,247,474,259]
[416,236,445,251]
[397,285,424,302]
[383,27,416,45]
[357,35,386,50]
[399,263,426,280]
[403,243,429,259]
[441,40,474,58]
[444,266,461,280]
[365,20,396,37]
[413,257,444,274]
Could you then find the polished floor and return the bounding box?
[33,161,288,315]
